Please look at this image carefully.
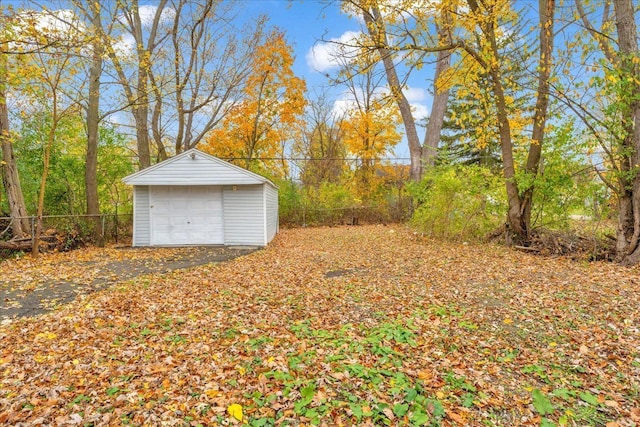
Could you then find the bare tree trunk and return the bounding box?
[133,91,151,168]
[466,0,525,239]
[520,0,555,230]
[171,0,186,155]
[0,112,29,238]
[102,0,166,170]
[362,5,423,181]
[464,0,554,244]
[149,71,168,160]
[361,4,454,180]
[422,25,452,168]
[32,98,58,257]
[0,43,29,238]
[612,0,640,264]
[572,0,640,264]
[85,2,103,244]
[166,1,264,154]
[489,63,525,239]
[132,1,151,169]
[464,0,522,241]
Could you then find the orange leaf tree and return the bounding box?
[203,30,306,178]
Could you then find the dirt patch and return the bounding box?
[0,245,257,321]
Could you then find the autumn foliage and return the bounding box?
[202,30,306,178]
[342,98,401,201]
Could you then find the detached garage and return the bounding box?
[122,149,278,247]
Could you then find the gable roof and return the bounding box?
[122,149,277,188]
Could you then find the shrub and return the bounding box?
[408,165,506,240]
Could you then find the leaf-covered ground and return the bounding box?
[1,225,638,426]
[0,246,256,319]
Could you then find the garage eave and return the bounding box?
[122,149,277,188]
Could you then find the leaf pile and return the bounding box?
[1,225,639,426]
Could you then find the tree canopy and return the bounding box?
[0,0,639,263]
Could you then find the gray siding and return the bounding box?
[125,151,279,247]
[133,186,150,246]
[223,185,265,245]
[124,150,268,186]
[265,184,278,243]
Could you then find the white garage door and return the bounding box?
[150,186,223,245]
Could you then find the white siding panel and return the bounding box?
[124,150,266,186]
[223,185,265,245]
[133,186,150,246]
[265,184,278,243]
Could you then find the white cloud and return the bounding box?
[35,9,83,35]
[112,6,175,58]
[104,112,125,126]
[332,85,429,122]
[403,86,429,121]
[11,9,85,47]
[331,87,382,117]
[138,5,176,27]
[404,86,426,103]
[113,33,136,58]
[331,96,356,118]
[115,5,175,34]
[306,31,362,73]
[411,103,429,122]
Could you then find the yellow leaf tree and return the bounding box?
[203,30,306,178]
[328,42,402,202]
[343,0,555,244]
[344,0,455,181]
[459,0,555,243]
[7,9,85,256]
[1,8,30,238]
[341,96,401,201]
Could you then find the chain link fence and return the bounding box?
[280,202,413,228]
[1,202,412,258]
[0,214,133,258]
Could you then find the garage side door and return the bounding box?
[150,186,223,245]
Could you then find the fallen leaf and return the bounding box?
[227,403,243,421]
[447,410,466,425]
[205,389,220,399]
[0,226,639,426]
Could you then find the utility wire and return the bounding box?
[218,157,412,162]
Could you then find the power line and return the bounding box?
[218,157,412,162]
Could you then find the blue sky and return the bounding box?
[3,0,429,158]
[244,0,356,90]
[242,0,430,158]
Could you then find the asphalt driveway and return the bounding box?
[0,245,257,321]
